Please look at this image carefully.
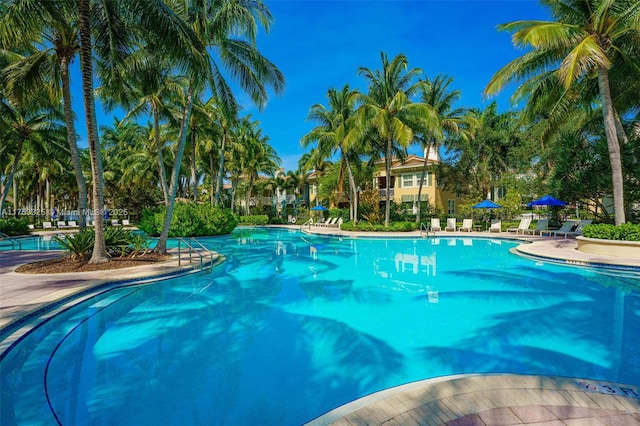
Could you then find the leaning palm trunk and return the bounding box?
[384,135,392,227]
[61,55,88,230]
[597,67,625,225]
[155,85,195,254]
[152,104,169,205]
[209,152,216,205]
[230,178,238,213]
[416,141,432,224]
[245,175,255,216]
[0,139,24,215]
[215,130,227,205]
[190,131,198,202]
[77,0,108,263]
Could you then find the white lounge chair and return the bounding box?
[57,220,67,228]
[524,218,548,235]
[540,220,576,237]
[458,218,473,232]
[507,218,532,234]
[28,224,35,230]
[122,219,130,226]
[445,218,456,232]
[430,218,441,232]
[322,217,338,227]
[42,221,53,230]
[111,219,121,226]
[67,220,78,228]
[327,218,343,228]
[489,219,502,233]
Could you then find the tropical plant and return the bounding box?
[354,52,439,226]
[485,0,640,224]
[54,230,95,261]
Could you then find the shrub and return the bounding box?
[238,215,269,225]
[54,231,95,261]
[138,202,238,237]
[0,218,30,236]
[268,217,287,225]
[582,223,640,241]
[339,221,417,232]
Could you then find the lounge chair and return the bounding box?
[445,218,456,232]
[57,220,67,228]
[28,224,35,230]
[554,219,591,239]
[524,219,548,235]
[430,218,441,232]
[111,219,121,226]
[122,219,130,226]
[322,217,338,227]
[42,221,53,230]
[489,219,501,233]
[540,220,576,237]
[507,218,532,234]
[67,220,78,228]
[458,218,473,232]
[327,218,343,228]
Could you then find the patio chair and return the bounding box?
[524,219,548,235]
[67,221,78,228]
[507,217,532,234]
[458,218,473,232]
[430,218,441,232]
[557,220,592,239]
[327,218,343,228]
[322,217,338,227]
[540,220,576,237]
[28,224,35,230]
[57,220,67,228]
[111,219,121,226]
[42,221,53,230]
[489,219,502,233]
[445,218,456,232]
[122,219,130,226]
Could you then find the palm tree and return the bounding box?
[241,122,280,215]
[485,0,640,225]
[153,0,285,254]
[354,52,439,226]
[0,6,89,229]
[302,85,362,220]
[415,74,467,223]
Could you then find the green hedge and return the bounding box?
[582,223,640,241]
[238,215,269,226]
[340,221,417,232]
[0,218,30,236]
[138,202,238,237]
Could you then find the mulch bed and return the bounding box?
[16,253,173,274]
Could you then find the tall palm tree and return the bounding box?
[0,6,89,229]
[414,74,467,223]
[153,0,285,254]
[485,0,640,225]
[241,122,280,215]
[354,52,438,226]
[302,85,361,220]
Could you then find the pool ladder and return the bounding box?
[0,232,22,250]
[177,238,216,272]
[419,222,434,238]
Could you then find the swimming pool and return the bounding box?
[1,228,639,425]
[0,235,64,251]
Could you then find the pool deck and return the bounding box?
[1,228,639,425]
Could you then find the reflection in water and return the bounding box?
[1,228,638,426]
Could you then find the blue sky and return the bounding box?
[85,0,551,172]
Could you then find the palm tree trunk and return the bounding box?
[78,0,109,264]
[209,152,215,205]
[613,109,628,145]
[215,130,227,205]
[416,141,432,224]
[345,155,358,222]
[245,175,254,216]
[61,55,88,230]
[384,135,392,227]
[0,139,24,215]
[191,131,198,202]
[231,178,238,213]
[152,103,169,205]
[597,67,625,225]
[155,84,195,253]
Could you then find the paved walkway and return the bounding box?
[1,228,639,425]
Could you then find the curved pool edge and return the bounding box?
[305,373,640,425]
[0,252,226,357]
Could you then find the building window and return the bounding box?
[448,199,456,215]
[401,174,414,188]
[311,184,317,195]
[419,173,432,187]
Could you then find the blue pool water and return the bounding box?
[0,235,64,251]
[1,228,639,425]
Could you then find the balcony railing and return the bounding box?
[378,188,395,198]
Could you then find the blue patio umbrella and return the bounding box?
[527,195,567,207]
[310,205,328,211]
[472,199,502,209]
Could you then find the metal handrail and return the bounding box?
[419,222,432,238]
[178,238,213,271]
[189,237,214,268]
[0,232,22,250]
